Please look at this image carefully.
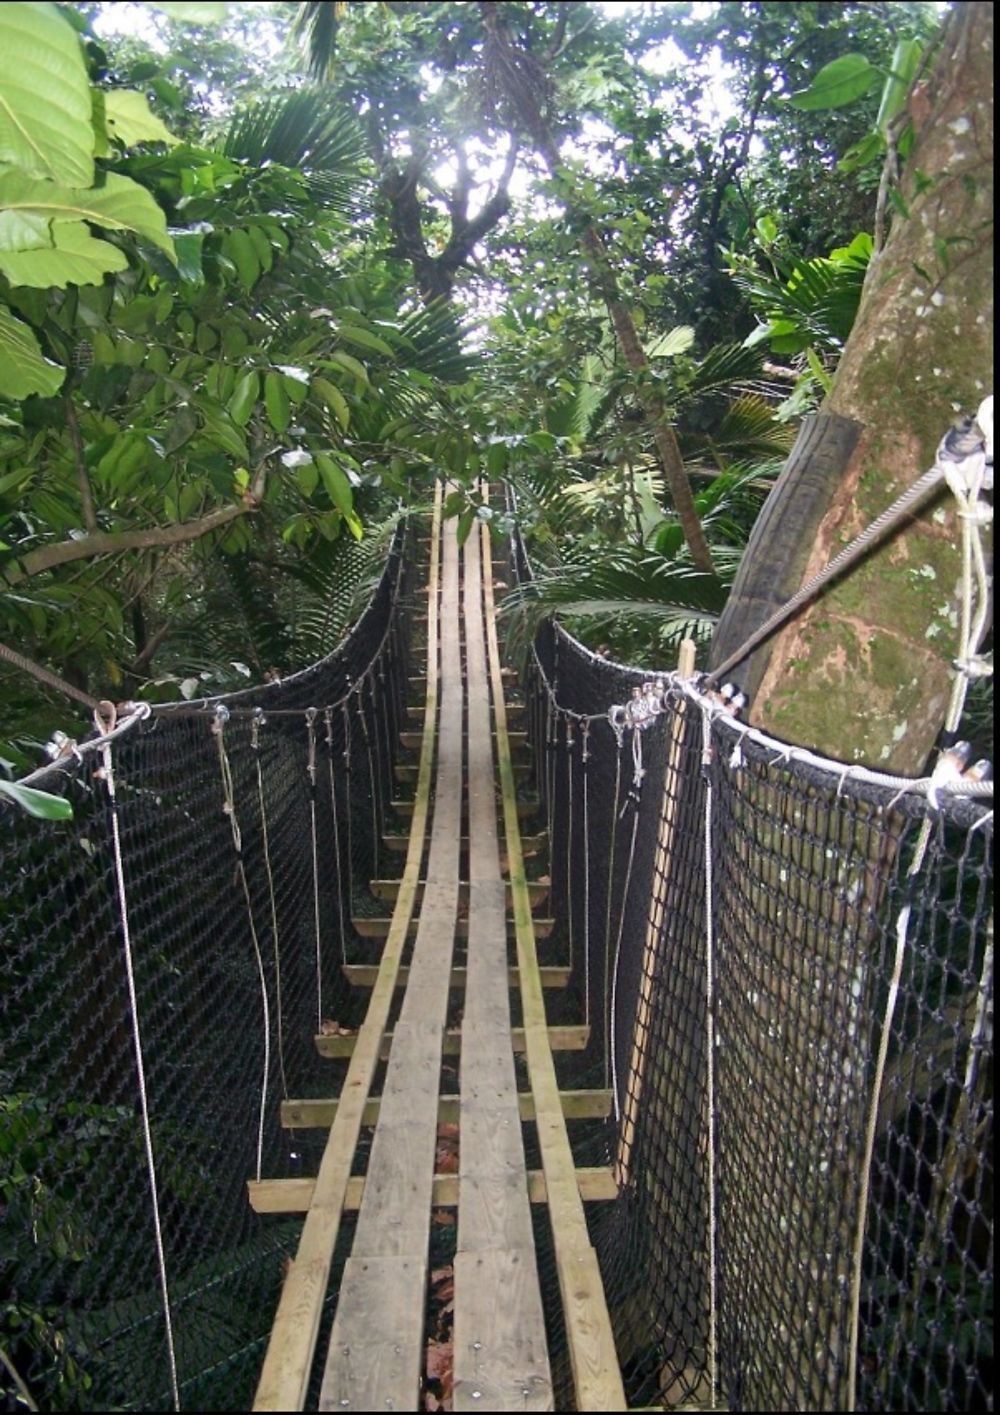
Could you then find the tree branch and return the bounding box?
[6,501,257,582]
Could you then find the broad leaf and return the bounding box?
[0,208,52,252]
[0,169,175,260]
[0,2,93,186]
[0,306,65,398]
[104,90,179,148]
[0,220,128,287]
[789,54,877,111]
[646,325,696,359]
[0,777,73,820]
[144,2,230,22]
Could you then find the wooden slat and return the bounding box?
[319,495,464,1412]
[453,1250,552,1411]
[368,878,550,908]
[399,729,528,753]
[317,1256,426,1413]
[395,759,530,783]
[280,1088,613,1129]
[392,794,538,820]
[248,1165,619,1214]
[341,962,570,990]
[315,1024,590,1059]
[351,914,556,939]
[481,511,627,1413]
[252,486,446,1412]
[382,831,547,858]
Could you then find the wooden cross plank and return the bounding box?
[340,962,571,991]
[248,1166,620,1214]
[314,1023,590,1059]
[279,1088,613,1130]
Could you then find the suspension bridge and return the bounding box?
[0,478,993,1412]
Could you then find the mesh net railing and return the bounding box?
[1,522,414,1412]
[509,525,993,1412]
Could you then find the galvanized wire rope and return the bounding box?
[100,721,180,1413]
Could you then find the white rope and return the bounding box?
[99,731,180,1413]
[252,711,288,1101]
[306,709,323,1032]
[213,707,270,1184]
[325,708,349,966]
[582,721,592,1030]
[700,707,719,1411]
[602,746,624,1093]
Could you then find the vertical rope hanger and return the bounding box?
[97,710,180,1413]
[699,706,720,1411]
[581,720,592,1032]
[213,706,271,1185]
[565,717,576,978]
[305,708,323,1033]
[324,707,349,966]
[252,710,288,1102]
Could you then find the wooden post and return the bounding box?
[614,639,697,1189]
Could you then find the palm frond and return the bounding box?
[221,90,368,216]
[291,1,344,82]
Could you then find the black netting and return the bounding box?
[506,524,992,1412]
[1,524,413,1411]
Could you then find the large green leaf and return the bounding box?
[0,2,93,186]
[789,54,877,111]
[104,90,179,148]
[0,306,65,398]
[0,220,128,287]
[0,208,51,251]
[0,169,175,260]
[0,777,73,819]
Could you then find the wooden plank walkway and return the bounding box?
[251,485,626,1412]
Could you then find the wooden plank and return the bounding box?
[315,1024,590,1059]
[252,486,446,1412]
[280,1088,612,1130]
[392,795,538,820]
[395,760,530,783]
[382,831,547,859]
[317,1256,426,1412]
[368,878,550,908]
[341,962,571,991]
[248,1166,619,1214]
[319,494,464,1411]
[400,729,528,753]
[351,914,556,939]
[453,1250,552,1412]
[481,512,627,1413]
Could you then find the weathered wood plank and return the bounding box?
[400,729,528,753]
[314,1024,590,1059]
[395,759,530,783]
[340,962,571,991]
[382,830,547,860]
[453,1249,553,1412]
[368,877,550,909]
[481,513,627,1413]
[319,496,464,1410]
[280,1088,612,1131]
[251,487,446,1413]
[317,1256,427,1412]
[248,1166,619,1214]
[391,794,538,821]
[351,914,556,939]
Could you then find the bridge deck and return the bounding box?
[250,487,626,1412]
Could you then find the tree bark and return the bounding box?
[710,2,993,771]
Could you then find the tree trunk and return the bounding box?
[710,2,993,771]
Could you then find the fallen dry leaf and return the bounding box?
[319,1019,340,1035]
[432,1209,455,1227]
[426,1339,453,1383]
